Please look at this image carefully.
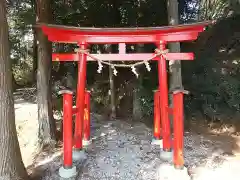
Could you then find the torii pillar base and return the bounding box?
[151,138,163,147]
[72,149,87,162]
[160,149,173,161]
[59,166,77,178]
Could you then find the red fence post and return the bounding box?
[74,42,88,150]
[83,90,91,142]
[157,41,171,152]
[59,90,73,168]
[172,89,189,169]
[153,90,161,140]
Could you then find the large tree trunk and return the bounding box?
[132,85,142,121]
[104,45,116,120]
[132,44,144,121]
[32,27,38,83]
[167,0,183,95]
[107,1,120,120]
[31,0,37,83]
[109,63,116,120]
[0,1,29,179]
[167,0,183,129]
[36,0,56,147]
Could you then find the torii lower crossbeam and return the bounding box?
[52,53,194,61]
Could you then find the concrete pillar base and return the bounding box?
[72,149,86,162]
[151,138,163,148]
[59,166,77,178]
[160,149,173,161]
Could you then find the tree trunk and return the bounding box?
[132,44,144,121]
[109,64,116,120]
[167,0,183,129]
[104,45,116,120]
[132,86,142,121]
[167,0,183,95]
[36,0,56,147]
[0,1,29,179]
[107,0,120,120]
[31,0,37,83]
[32,27,38,83]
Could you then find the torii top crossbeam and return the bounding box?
[40,21,210,44]
[39,21,210,62]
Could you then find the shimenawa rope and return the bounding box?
[75,48,169,77]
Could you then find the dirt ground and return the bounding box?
[14,88,240,180]
[14,89,39,168]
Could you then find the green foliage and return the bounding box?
[7,0,240,122]
[7,0,34,84]
[138,70,158,117]
[183,14,240,121]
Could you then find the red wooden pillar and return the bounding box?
[59,90,73,168]
[157,41,171,151]
[153,90,161,139]
[83,90,91,141]
[172,89,188,169]
[74,42,88,150]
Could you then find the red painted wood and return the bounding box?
[46,31,200,44]
[173,92,184,168]
[156,32,199,42]
[62,93,73,168]
[158,41,171,151]
[52,53,194,62]
[72,107,78,114]
[167,107,174,115]
[83,91,91,141]
[119,43,126,54]
[41,21,209,36]
[153,90,161,139]
[48,34,156,44]
[74,43,88,149]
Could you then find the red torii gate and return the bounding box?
[40,21,209,178]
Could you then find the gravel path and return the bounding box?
[13,89,240,180]
[28,116,240,180]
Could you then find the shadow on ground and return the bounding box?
[26,113,240,180]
